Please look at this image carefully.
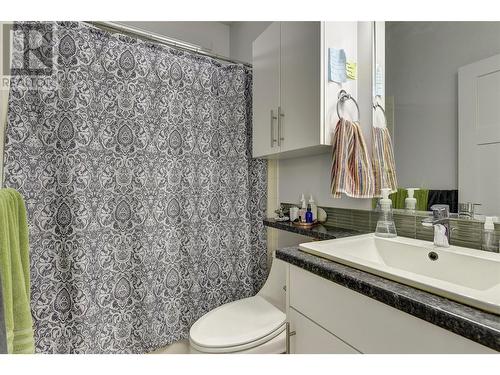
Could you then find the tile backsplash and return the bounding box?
[282,203,500,251]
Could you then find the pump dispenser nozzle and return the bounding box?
[375,188,397,238]
[482,217,499,252]
[379,188,392,212]
[405,188,419,211]
[300,193,307,209]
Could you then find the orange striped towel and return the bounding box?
[331,119,375,198]
[372,126,398,197]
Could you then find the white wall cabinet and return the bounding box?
[279,22,321,154]
[252,22,374,159]
[286,264,495,354]
[252,22,281,158]
[252,22,326,159]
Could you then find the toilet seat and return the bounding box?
[189,329,286,354]
[189,295,286,354]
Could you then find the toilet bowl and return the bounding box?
[189,256,287,354]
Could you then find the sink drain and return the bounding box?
[428,251,439,261]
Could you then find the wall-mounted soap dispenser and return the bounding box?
[482,217,499,253]
[405,188,419,212]
[375,188,397,238]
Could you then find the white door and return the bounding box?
[280,22,321,152]
[252,22,281,158]
[458,54,500,216]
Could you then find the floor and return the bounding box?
[149,339,190,354]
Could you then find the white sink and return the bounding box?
[299,234,500,315]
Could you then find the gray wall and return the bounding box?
[118,21,273,64]
[278,153,372,209]
[119,21,230,56]
[229,22,272,63]
[387,21,500,189]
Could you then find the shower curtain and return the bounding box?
[3,22,267,353]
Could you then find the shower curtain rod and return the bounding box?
[85,21,253,69]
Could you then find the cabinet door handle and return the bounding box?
[270,109,278,147]
[278,106,285,146]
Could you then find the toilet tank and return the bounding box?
[257,253,287,312]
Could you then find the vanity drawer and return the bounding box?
[289,265,495,353]
[289,307,359,354]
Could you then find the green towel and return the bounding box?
[0,189,35,354]
[372,188,429,211]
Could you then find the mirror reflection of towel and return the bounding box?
[372,188,429,211]
[372,126,398,196]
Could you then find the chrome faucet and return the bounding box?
[458,202,481,220]
[421,204,452,248]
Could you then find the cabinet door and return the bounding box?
[280,22,322,152]
[289,265,496,354]
[289,308,359,354]
[252,22,281,158]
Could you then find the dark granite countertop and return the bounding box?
[276,246,500,352]
[263,218,362,240]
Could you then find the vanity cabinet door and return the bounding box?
[289,265,496,354]
[252,22,281,158]
[289,307,359,354]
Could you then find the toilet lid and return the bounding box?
[189,295,286,349]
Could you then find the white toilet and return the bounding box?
[189,255,287,354]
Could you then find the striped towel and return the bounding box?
[331,119,375,198]
[372,126,398,196]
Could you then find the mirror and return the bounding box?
[374,22,500,218]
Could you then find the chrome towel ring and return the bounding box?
[373,101,388,128]
[336,89,360,122]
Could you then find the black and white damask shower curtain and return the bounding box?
[4,22,267,353]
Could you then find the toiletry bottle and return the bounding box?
[405,188,419,212]
[305,204,313,223]
[482,216,499,253]
[298,193,307,222]
[375,188,397,238]
[308,195,317,221]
